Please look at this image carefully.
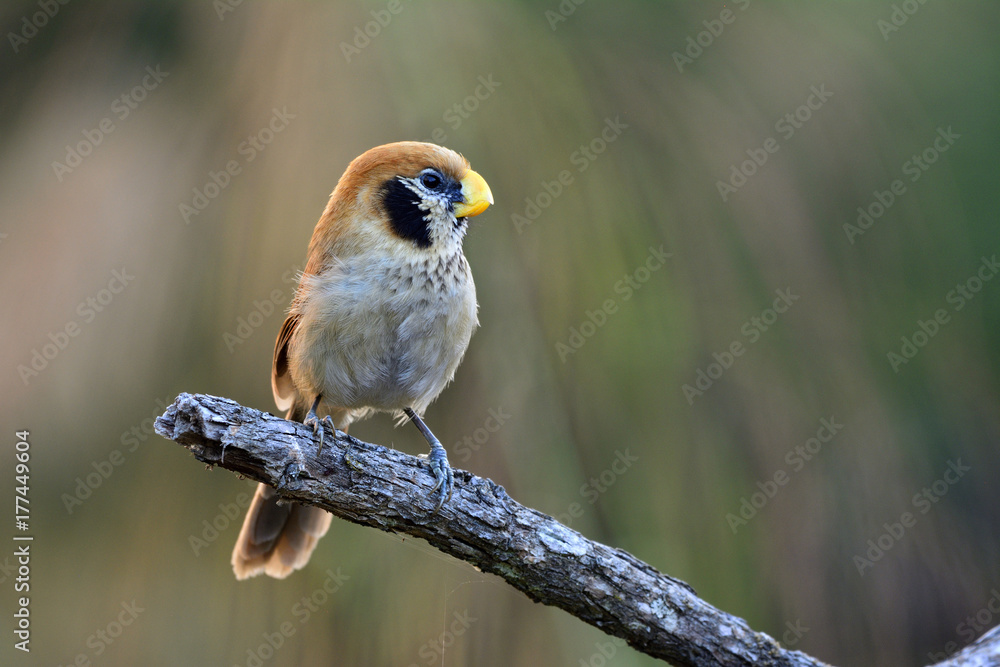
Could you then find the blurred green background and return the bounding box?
[1,2,998,666]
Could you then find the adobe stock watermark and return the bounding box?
[843,126,959,244]
[426,74,501,145]
[726,417,843,534]
[406,610,477,666]
[223,263,302,353]
[682,288,799,405]
[555,245,672,362]
[778,619,809,648]
[578,636,627,667]
[545,0,587,31]
[886,254,998,373]
[62,395,174,514]
[189,488,254,557]
[51,65,169,182]
[213,0,245,20]
[57,599,144,667]
[511,115,629,233]
[8,0,72,54]
[853,458,970,576]
[235,567,350,667]
[453,407,510,463]
[877,0,932,41]
[339,0,407,63]
[672,0,752,73]
[17,267,135,386]
[928,588,1000,662]
[179,106,295,224]
[716,84,833,202]
[553,449,639,528]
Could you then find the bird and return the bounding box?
[231,141,493,579]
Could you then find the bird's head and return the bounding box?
[313,142,493,263]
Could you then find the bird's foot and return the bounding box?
[423,443,454,513]
[405,408,453,513]
[304,408,336,455]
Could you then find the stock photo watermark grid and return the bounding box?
[683,288,799,404]
[844,126,960,244]
[8,0,72,54]
[233,567,350,667]
[671,0,752,72]
[511,115,629,234]
[555,245,672,363]
[51,65,169,182]
[885,254,997,373]
[853,459,970,576]
[6,4,995,665]
[715,84,834,202]
[179,107,295,224]
[58,600,144,666]
[726,417,843,534]
[17,267,135,386]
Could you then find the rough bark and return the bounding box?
[154,393,996,667]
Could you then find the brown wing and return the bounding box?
[271,314,299,412]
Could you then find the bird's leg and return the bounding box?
[303,395,335,455]
[405,408,453,513]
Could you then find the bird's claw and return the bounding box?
[404,408,453,513]
[304,410,336,455]
[425,445,454,513]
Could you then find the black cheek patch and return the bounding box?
[381,178,432,248]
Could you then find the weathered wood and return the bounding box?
[154,392,996,667]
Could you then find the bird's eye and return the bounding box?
[420,171,443,190]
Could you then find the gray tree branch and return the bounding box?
[154,393,995,667]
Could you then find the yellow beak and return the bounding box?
[453,169,494,218]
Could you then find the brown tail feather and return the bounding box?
[231,405,341,580]
[231,485,332,580]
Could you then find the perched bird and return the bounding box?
[232,141,493,579]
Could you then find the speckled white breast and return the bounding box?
[288,248,478,417]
